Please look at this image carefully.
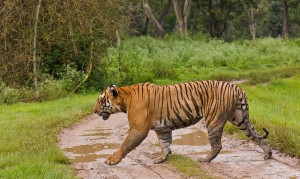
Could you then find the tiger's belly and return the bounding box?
[151,117,203,131]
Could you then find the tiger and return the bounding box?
[94,81,272,165]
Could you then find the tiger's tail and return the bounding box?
[234,91,272,159]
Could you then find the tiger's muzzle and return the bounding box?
[94,111,111,120]
[102,112,110,120]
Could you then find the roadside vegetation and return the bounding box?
[167,154,212,178]
[102,37,300,86]
[0,94,96,178]
[2,37,300,104]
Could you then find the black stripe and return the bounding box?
[166,89,170,119]
[174,110,187,127]
[179,84,185,101]
[158,88,161,109]
[154,87,157,109]
[168,86,173,110]
[159,87,165,120]
[240,126,247,130]
[118,88,128,95]
[184,83,190,100]
[169,118,180,129]
[142,83,145,99]
[190,93,200,117]
[174,85,182,109]
[183,98,193,113]
[181,104,194,120]
[237,118,245,127]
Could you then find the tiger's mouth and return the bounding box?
[102,112,110,120]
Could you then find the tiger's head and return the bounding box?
[94,84,121,120]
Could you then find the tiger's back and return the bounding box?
[125,81,243,131]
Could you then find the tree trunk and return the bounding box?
[282,0,289,39]
[208,0,216,38]
[172,0,191,35]
[143,0,165,39]
[183,0,191,32]
[33,0,42,99]
[248,8,257,40]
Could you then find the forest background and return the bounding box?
[0,0,299,103]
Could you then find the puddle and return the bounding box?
[185,150,233,155]
[81,132,111,137]
[85,128,112,132]
[64,143,120,154]
[173,130,209,146]
[88,137,107,140]
[70,154,111,163]
[64,143,119,163]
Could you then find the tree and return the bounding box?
[282,0,289,39]
[268,1,283,37]
[172,0,191,35]
[33,0,42,99]
[191,0,257,38]
[248,7,258,40]
[0,0,131,89]
[143,0,165,38]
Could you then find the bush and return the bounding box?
[39,79,67,101]
[62,64,85,92]
[0,82,20,104]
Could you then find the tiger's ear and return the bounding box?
[109,84,118,97]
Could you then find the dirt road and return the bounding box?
[58,113,300,179]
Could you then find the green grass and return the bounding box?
[167,154,212,178]
[0,94,97,178]
[225,75,300,157]
[102,37,300,85]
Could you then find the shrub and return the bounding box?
[39,79,67,101]
[0,83,20,104]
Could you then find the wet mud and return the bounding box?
[58,113,300,179]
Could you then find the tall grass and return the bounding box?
[0,94,97,178]
[102,37,300,85]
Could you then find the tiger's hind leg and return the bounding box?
[230,107,272,160]
[198,120,226,162]
[154,129,172,164]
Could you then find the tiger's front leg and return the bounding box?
[154,129,172,164]
[105,128,149,165]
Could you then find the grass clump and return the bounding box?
[167,154,212,178]
[0,94,97,178]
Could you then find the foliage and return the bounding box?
[0,0,131,87]
[0,81,20,105]
[0,94,96,178]
[101,36,300,86]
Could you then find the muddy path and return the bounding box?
[58,113,300,178]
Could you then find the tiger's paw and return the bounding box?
[105,155,122,165]
[154,156,167,164]
[264,150,272,160]
[197,157,210,163]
